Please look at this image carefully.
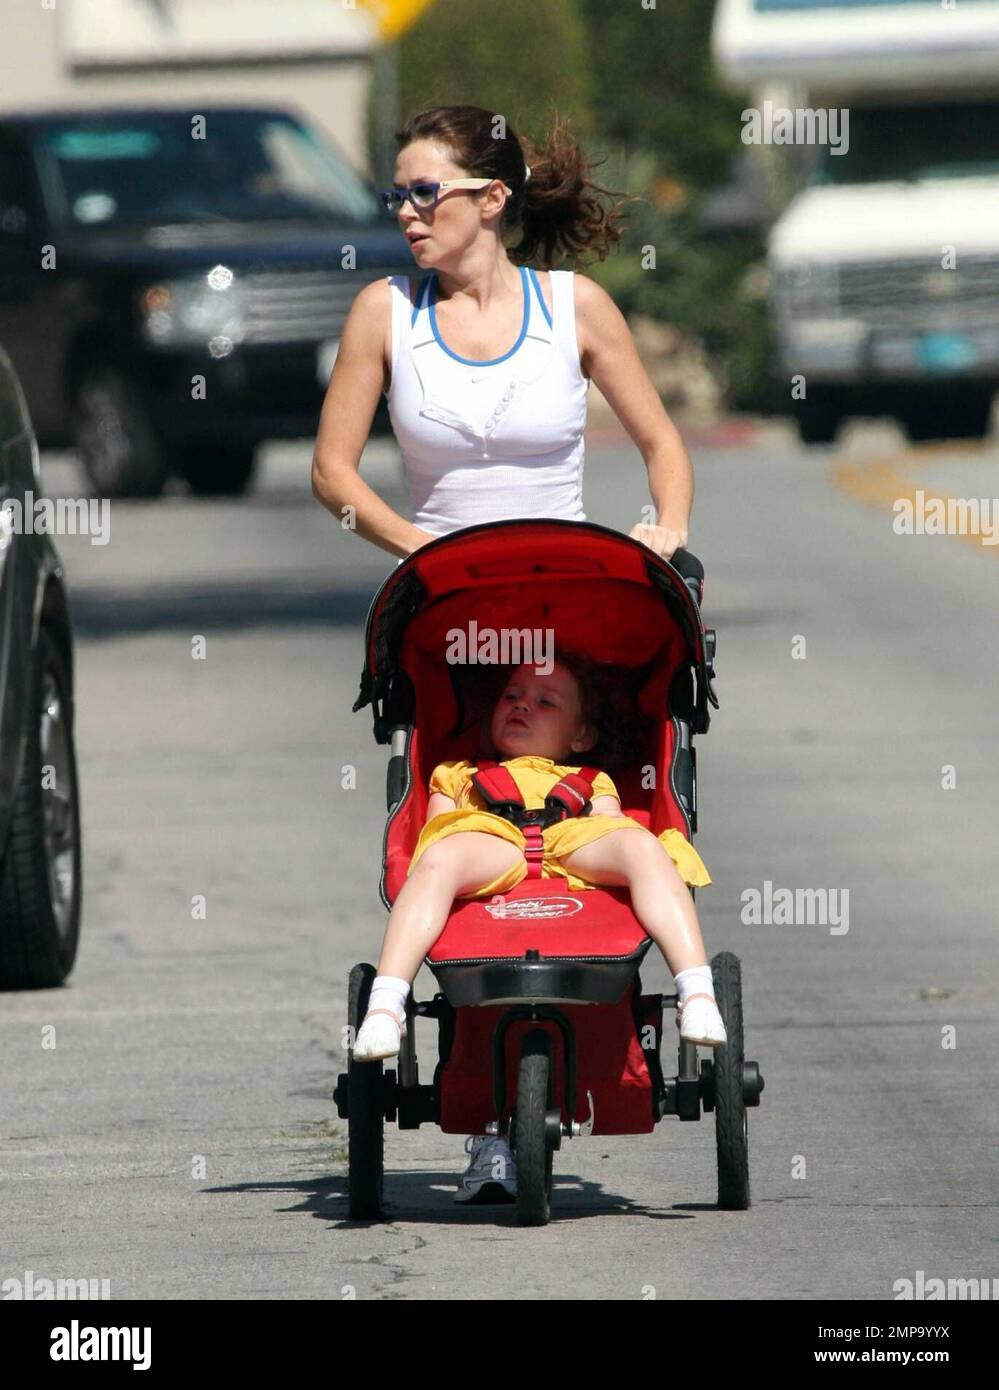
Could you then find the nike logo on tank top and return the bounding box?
[385,265,590,536]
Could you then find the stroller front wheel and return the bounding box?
[512,1030,557,1226]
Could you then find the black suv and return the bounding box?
[0,347,81,988]
[0,105,410,497]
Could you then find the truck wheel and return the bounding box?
[903,390,993,443]
[794,393,842,446]
[72,365,170,498]
[180,445,257,497]
[0,629,82,989]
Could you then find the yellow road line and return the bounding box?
[830,454,999,557]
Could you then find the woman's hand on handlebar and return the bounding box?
[629,522,686,560]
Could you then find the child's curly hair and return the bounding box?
[552,648,654,772]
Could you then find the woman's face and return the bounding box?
[392,138,506,266]
[490,663,597,762]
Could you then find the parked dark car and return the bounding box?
[0,346,81,987]
[0,105,411,497]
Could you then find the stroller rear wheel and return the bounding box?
[347,963,385,1219]
[711,951,751,1210]
[511,1030,556,1226]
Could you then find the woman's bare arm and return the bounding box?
[575,275,694,557]
[311,278,438,559]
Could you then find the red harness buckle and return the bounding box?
[469,759,600,881]
[521,820,545,879]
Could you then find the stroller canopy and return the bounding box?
[353,519,717,742]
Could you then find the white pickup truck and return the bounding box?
[713,0,999,443]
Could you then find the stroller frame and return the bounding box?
[334,520,764,1224]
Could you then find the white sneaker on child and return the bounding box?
[676,993,728,1047]
[353,1008,406,1061]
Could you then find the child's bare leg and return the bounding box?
[376,831,525,982]
[558,829,727,1045]
[356,833,523,1058]
[558,829,709,977]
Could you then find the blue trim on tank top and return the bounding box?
[528,267,553,328]
[410,267,553,337]
[408,269,552,342]
[411,274,431,329]
[428,265,531,366]
[411,276,430,330]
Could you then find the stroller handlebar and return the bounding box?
[666,546,705,613]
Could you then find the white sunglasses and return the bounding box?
[380,178,513,214]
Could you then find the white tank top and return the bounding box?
[384,265,589,536]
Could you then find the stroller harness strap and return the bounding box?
[470,760,600,880]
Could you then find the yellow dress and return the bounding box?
[406,755,711,899]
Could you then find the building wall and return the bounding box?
[0,1,378,177]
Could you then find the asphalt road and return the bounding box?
[3,419,997,1300]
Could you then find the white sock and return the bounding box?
[674,964,715,1006]
[367,975,410,1023]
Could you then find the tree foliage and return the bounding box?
[369,0,770,407]
[367,0,596,172]
[575,0,746,193]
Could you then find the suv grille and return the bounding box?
[835,256,999,326]
[241,269,386,344]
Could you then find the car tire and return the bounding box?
[72,364,171,498]
[179,444,257,497]
[0,629,82,989]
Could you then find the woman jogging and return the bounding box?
[312,103,700,1200]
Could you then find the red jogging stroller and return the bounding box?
[334,519,764,1224]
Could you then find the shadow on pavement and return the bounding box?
[69,581,380,639]
[205,1173,704,1229]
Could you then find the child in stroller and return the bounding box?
[353,649,727,1063]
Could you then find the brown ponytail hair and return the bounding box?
[393,104,636,268]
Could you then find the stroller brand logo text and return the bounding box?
[445,622,554,674]
[741,879,849,935]
[485,895,585,919]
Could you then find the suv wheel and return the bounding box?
[72,365,171,498]
[180,444,257,497]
